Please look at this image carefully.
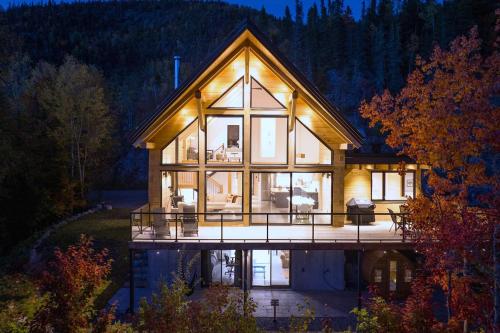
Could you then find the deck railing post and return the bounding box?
[220,214,224,243]
[357,213,360,243]
[129,213,133,241]
[312,214,315,243]
[175,213,178,242]
[402,214,406,242]
[148,203,151,228]
[140,209,143,234]
[266,214,269,243]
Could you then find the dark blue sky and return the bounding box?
[225,0,363,20]
[0,0,363,19]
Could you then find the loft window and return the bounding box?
[209,77,244,109]
[206,116,243,164]
[251,116,288,164]
[161,119,199,164]
[371,171,415,201]
[250,77,286,109]
[295,119,332,165]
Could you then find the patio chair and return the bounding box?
[180,203,198,236]
[152,207,170,238]
[388,208,403,235]
[296,203,312,223]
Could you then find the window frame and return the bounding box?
[249,76,287,110]
[160,170,200,213]
[204,170,244,222]
[208,77,245,110]
[250,115,289,165]
[160,118,199,165]
[249,171,333,225]
[294,118,334,166]
[205,115,245,166]
[370,171,416,202]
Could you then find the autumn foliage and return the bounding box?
[360,19,499,331]
[30,235,113,333]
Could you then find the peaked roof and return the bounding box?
[131,19,363,146]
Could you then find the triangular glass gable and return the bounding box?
[295,119,332,165]
[250,77,286,109]
[209,77,244,109]
[162,119,199,164]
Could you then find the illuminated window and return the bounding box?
[205,171,243,221]
[389,260,397,291]
[295,120,332,165]
[251,117,287,164]
[250,77,286,109]
[404,268,412,283]
[161,120,199,164]
[210,77,244,109]
[206,116,243,164]
[161,171,198,212]
[374,269,382,283]
[371,171,415,200]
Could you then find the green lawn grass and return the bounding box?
[40,208,131,309]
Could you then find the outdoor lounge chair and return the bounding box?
[388,208,403,235]
[152,207,170,238]
[180,203,198,236]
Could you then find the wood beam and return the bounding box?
[289,90,298,132]
[244,47,250,84]
[195,90,205,131]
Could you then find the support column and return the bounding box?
[333,149,346,227]
[357,249,362,310]
[243,249,248,314]
[129,249,135,314]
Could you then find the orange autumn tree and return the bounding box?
[360,24,499,330]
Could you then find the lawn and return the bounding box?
[39,208,131,309]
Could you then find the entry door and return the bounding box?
[252,250,290,287]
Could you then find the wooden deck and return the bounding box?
[130,221,414,250]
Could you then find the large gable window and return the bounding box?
[209,77,244,109]
[251,116,288,164]
[295,119,332,165]
[161,119,199,164]
[371,171,415,201]
[206,116,243,164]
[250,77,286,109]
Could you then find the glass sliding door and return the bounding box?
[292,173,332,224]
[210,250,237,286]
[205,171,243,221]
[161,171,198,214]
[251,172,290,224]
[252,250,290,287]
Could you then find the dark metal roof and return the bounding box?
[130,19,363,145]
[345,152,415,164]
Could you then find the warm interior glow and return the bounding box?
[251,117,287,164]
[162,120,199,164]
[295,120,332,165]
